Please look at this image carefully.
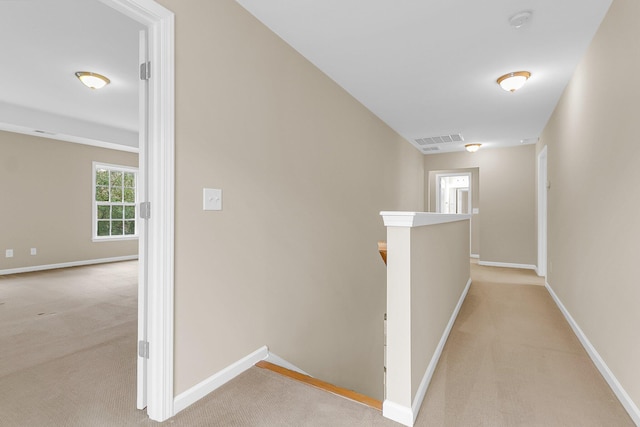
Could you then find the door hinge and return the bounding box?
[138,340,149,359]
[140,202,151,219]
[140,61,151,80]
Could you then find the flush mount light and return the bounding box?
[75,71,110,90]
[465,143,481,153]
[497,71,531,92]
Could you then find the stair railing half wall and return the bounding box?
[380,212,471,427]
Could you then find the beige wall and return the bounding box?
[410,220,470,401]
[424,145,536,266]
[156,0,424,399]
[538,0,640,410]
[0,131,138,271]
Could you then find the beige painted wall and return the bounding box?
[156,0,424,399]
[538,0,640,410]
[0,131,138,270]
[410,220,469,401]
[424,145,536,266]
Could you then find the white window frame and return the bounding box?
[92,161,139,242]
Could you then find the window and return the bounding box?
[93,162,138,241]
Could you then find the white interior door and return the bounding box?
[102,0,175,420]
[137,28,149,410]
[537,147,548,277]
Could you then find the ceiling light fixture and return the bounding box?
[497,71,531,92]
[465,143,481,153]
[75,71,110,90]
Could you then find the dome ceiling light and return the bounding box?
[75,71,110,90]
[497,71,531,92]
[465,143,482,153]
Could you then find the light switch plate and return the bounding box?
[472,208,479,214]
[5,249,13,258]
[203,188,222,211]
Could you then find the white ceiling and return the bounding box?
[0,0,142,149]
[235,0,613,154]
[0,1,613,154]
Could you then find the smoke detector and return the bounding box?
[509,11,532,29]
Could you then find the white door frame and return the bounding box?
[435,172,473,255]
[100,0,175,422]
[435,172,472,214]
[137,27,149,411]
[537,146,548,277]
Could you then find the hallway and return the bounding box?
[415,261,632,425]
[0,261,632,425]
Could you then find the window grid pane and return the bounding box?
[94,164,138,239]
[97,220,110,236]
[124,206,135,219]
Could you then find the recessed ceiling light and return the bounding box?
[497,71,531,92]
[75,71,110,90]
[465,143,481,153]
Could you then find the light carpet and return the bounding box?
[0,261,633,426]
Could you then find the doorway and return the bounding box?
[436,173,472,214]
[435,172,473,256]
[0,0,174,422]
[537,146,548,277]
[102,0,176,421]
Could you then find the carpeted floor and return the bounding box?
[0,260,633,426]
[416,261,633,426]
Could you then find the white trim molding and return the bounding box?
[264,352,311,376]
[383,400,414,427]
[99,0,175,422]
[0,121,139,153]
[470,254,479,259]
[380,211,471,227]
[0,255,138,276]
[411,278,472,423]
[173,347,313,415]
[537,146,548,278]
[174,346,269,414]
[478,260,537,270]
[546,282,640,425]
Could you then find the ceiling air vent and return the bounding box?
[422,146,440,152]
[415,133,463,145]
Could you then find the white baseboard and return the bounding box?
[264,352,311,376]
[470,254,479,259]
[478,260,537,270]
[383,277,472,427]
[411,277,472,424]
[545,282,640,425]
[383,400,414,426]
[173,346,269,414]
[0,255,138,275]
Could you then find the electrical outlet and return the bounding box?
[30,248,37,255]
[6,249,13,258]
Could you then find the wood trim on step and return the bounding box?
[378,241,387,265]
[255,360,383,411]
